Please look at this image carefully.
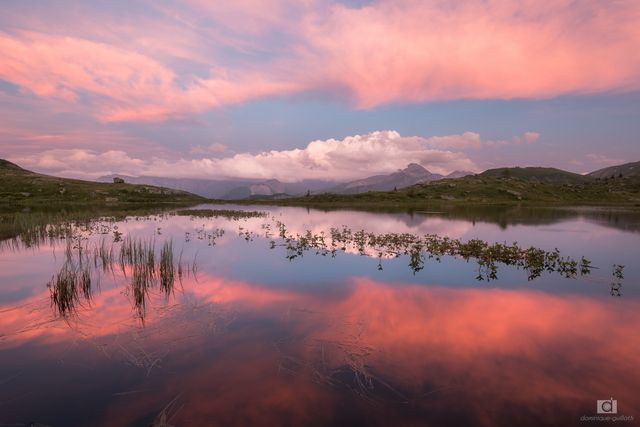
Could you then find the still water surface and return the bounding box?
[1,205,639,426]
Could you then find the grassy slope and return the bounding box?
[480,167,590,184]
[588,161,640,179]
[0,159,204,208]
[242,173,640,208]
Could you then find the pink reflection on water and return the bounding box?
[1,271,638,425]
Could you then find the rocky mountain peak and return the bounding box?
[403,163,430,176]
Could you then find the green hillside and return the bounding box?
[0,159,204,208]
[246,173,640,208]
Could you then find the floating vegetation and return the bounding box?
[174,209,267,220]
[194,225,225,246]
[610,264,625,296]
[268,225,615,283]
[238,226,257,242]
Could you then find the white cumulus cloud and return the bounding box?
[11,130,537,182]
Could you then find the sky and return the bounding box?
[1,0,639,181]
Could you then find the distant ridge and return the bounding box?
[480,167,591,184]
[329,163,443,194]
[588,161,640,179]
[0,159,25,171]
[98,174,333,199]
[260,165,640,207]
[99,174,255,198]
[445,170,474,179]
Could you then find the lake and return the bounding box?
[1,204,638,426]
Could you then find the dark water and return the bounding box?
[0,205,639,426]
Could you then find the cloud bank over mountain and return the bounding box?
[12,130,538,181]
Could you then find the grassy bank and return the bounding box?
[0,159,204,209]
[238,175,640,209]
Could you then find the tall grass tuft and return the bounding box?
[159,240,175,296]
[132,263,150,320]
[47,235,190,319]
[48,241,93,316]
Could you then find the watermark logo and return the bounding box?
[580,398,634,423]
[596,398,617,414]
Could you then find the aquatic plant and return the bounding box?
[269,225,609,283]
[193,225,225,246]
[160,240,175,295]
[47,235,193,319]
[47,241,93,316]
[174,209,267,219]
[94,237,114,272]
[611,264,625,296]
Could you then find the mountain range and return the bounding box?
[91,160,640,200]
[479,166,591,184]
[328,163,472,194]
[97,175,331,199]
[98,164,473,198]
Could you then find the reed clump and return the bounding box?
[47,241,93,316]
[160,241,175,295]
[48,236,189,319]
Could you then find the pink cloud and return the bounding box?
[296,0,640,107]
[422,131,539,149]
[0,121,169,157]
[183,0,308,36]
[0,1,638,122]
[513,131,540,145]
[586,153,626,165]
[0,31,300,122]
